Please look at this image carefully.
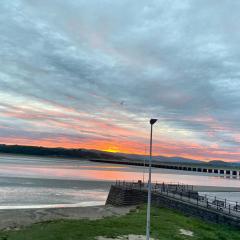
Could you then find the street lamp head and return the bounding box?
[150,119,158,125]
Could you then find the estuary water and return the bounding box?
[0,154,239,209]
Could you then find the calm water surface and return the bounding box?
[0,154,239,208]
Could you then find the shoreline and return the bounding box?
[0,206,239,240]
[0,175,240,192]
[0,205,134,230]
[0,185,238,211]
[0,184,239,230]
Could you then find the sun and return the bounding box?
[104,146,120,153]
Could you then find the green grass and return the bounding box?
[0,206,239,240]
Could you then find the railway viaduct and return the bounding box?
[91,158,240,178]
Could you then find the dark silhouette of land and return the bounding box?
[0,144,124,160]
[0,144,239,168]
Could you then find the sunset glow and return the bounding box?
[1,1,240,162]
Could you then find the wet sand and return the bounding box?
[1,176,239,192]
[0,205,134,230]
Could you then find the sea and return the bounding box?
[0,154,239,209]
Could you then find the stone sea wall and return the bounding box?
[106,185,240,229]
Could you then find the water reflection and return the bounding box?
[0,163,240,188]
[0,154,240,208]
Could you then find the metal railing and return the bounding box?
[115,180,240,219]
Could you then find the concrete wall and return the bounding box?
[106,185,240,229]
[106,185,147,206]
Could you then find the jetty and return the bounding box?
[106,181,240,228]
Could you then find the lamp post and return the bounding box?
[143,146,147,183]
[146,118,158,240]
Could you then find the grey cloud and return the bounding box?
[1,0,240,159]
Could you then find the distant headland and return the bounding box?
[0,144,239,167]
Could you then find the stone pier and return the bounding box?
[106,184,240,229]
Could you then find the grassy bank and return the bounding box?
[0,206,239,240]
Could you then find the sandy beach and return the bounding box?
[0,205,134,230]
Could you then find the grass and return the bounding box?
[0,206,239,240]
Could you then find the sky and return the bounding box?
[0,0,240,162]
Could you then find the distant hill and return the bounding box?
[0,144,239,165]
[208,160,227,165]
[114,152,203,164]
[208,160,240,167]
[153,156,204,164]
[0,144,122,160]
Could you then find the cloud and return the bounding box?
[0,0,240,161]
